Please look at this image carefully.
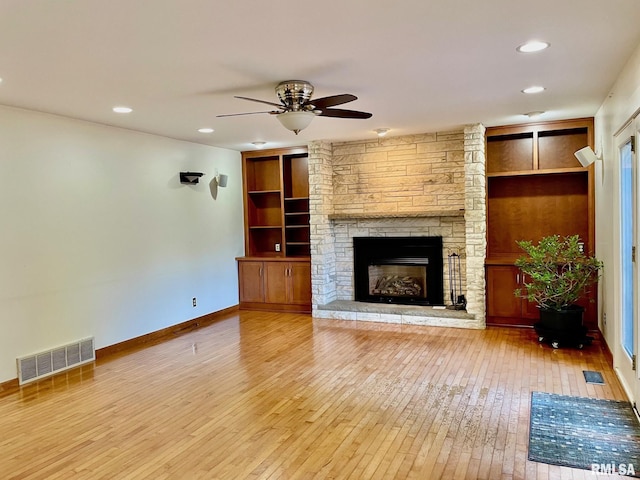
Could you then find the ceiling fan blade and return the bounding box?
[317,108,373,119]
[216,110,278,117]
[234,95,283,108]
[309,94,357,109]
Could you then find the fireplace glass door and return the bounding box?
[368,264,427,301]
[353,236,444,306]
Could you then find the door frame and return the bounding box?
[614,118,639,405]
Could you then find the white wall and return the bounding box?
[595,42,640,359]
[0,105,244,383]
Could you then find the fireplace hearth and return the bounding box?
[354,236,444,306]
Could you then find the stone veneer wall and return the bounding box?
[463,124,487,327]
[331,132,466,214]
[330,216,465,302]
[308,141,337,306]
[309,125,486,328]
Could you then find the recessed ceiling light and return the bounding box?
[112,106,133,113]
[251,141,266,149]
[522,86,545,94]
[374,128,390,137]
[198,128,214,133]
[517,41,550,53]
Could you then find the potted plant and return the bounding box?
[514,234,603,348]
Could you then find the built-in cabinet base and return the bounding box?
[237,257,311,313]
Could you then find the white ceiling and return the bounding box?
[1,0,640,152]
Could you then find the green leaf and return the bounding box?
[513,234,603,311]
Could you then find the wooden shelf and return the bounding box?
[487,171,589,257]
[248,190,281,195]
[328,210,464,221]
[487,166,588,178]
[242,146,309,258]
[484,256,519,265]
[238,255,310,261]
[486,118,593,175]
[485,118,596,329]
[239,147,312,313]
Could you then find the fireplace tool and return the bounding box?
[447,252,467,310]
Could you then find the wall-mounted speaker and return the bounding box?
[574,146,599,167]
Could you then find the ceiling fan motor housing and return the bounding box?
[276,80,315,111]
[219,80,372,133]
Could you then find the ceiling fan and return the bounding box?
[217,80,373,134]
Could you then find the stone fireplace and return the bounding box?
[308,125,487,329]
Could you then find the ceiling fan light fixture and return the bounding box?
[221,80,372,132]
[277,111,315,135]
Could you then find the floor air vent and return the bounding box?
[17,337,95,385]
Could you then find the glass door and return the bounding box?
[616,119,639,404]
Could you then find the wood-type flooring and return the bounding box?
[0,311,628,479]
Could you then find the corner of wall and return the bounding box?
[309,140,337,307]
[464,124,487,328]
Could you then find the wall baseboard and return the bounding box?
[0,305,239,393]
[95,305,239,359]
[599,330,614,367]
[0,378,19,396]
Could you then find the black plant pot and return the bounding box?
[534,305,592,349]
[539,305,584,331]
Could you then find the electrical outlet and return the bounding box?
[275,243,281,252]
[578,242,585,253]
[192,297,196,307]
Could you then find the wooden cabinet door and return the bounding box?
[238,261,265,303]
[486,266,521,319]
[288,262,312,305]
[487,265,539,326]
[264,262,288,304]
[520,273,540,320]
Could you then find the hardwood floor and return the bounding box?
[0,311,628,479]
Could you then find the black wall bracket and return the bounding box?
[180,172,205,184]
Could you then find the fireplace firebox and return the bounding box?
[354,236,444,306]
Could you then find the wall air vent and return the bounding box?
[16,337,95,385]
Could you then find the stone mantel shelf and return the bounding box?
[328,209,464,221]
